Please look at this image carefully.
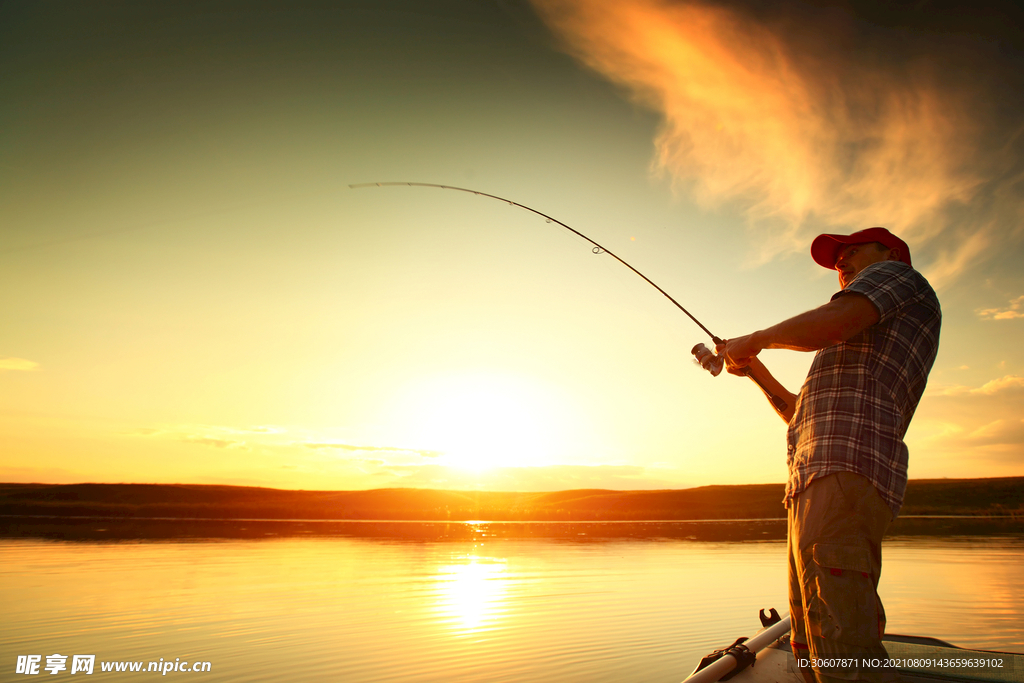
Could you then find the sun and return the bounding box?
[394,371,571,472]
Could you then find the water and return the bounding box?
[2,527,1022,682]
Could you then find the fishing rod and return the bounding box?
[349,181,787,412]
[351,182,719,340]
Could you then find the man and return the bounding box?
[697,227,940,683]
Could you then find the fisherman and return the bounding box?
[696,227,940,683]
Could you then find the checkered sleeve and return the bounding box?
[836,261,921,322]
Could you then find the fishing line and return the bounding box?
[350,181,722,343]
[349,181,788,412]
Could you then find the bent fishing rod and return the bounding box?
[349,181,787,412]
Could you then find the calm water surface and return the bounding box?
[2,529,1022,682]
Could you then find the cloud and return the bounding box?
[972,375,1024,396]
[0,358,39,372]
[375,464,681,491]
[128,424,264,450]
[922,226,994,291]
[965,419,1024,448]
[208,425,285,435]
[978,295,1024,320]
[127,426,445,467]
[184,436,246,449]
[913,374,1024,471]
[914,417,1024,464]
[529,0,1024,280]
[929,374,1024,397]
[301,442,441,458]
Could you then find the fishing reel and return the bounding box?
[691,343,724,377]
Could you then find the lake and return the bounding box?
[2,522,1022,682]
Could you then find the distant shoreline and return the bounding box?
[3,513,1023,543]
[1,477,1022,522]
[3,513,1021,522]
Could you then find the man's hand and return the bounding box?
[718,333,764,374]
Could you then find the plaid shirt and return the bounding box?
[785,260,941,518]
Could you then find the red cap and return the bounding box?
[811,227,912,269]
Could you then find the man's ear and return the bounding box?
[887,248,901,262]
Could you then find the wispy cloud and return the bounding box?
[0,357,39,372]
[964,419,1024,449]
[913,374,1024,472]
[978,295,1024,321]
[374,464,681,491]
[127,425,443,468]
[129,424,276,450]
[529,0,1023,281]
[301,442,441,458]
[184,436,246,449]
[922,227,994,291]
[914,417,1024,465]
[929,374,1024,397]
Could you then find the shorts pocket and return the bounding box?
[813,542,871,574]
[807,542,878,650]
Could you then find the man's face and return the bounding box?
[835,242,895,288]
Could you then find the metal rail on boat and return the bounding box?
[682,616,792,683]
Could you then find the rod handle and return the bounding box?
[745,372,790,413]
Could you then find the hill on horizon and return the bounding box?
[1,477,1022,521]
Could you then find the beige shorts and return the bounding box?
[788,471,897,683]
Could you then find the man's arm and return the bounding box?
[741,357,798,423]
[714,293,880,422]
[723,293,880,366]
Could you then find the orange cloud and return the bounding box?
[930,374,1024,397]
[978,295,1024,320]
[302,442,442,458]
[912,373,1024,471]
[0,357,39,372]
[379,464,679,491]
[185,436,246,449]
[530,0,1017,280]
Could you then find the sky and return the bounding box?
[2,0,1023,492]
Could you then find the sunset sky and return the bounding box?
[3,0,1023,491]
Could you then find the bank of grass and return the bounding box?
[1,477,1022,522]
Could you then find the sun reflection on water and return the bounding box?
[434,555,509,634]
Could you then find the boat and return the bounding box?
[682,610,1024,683]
